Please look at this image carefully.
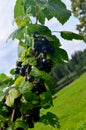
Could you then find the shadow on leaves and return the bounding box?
[40,112,60,129]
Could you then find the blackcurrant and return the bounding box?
[21,65,27,70]
[16,61,22,67]
[42,58,47,64]
[25,115,34,128]
[20,68,26,76]
[14,68,20,74]
[49,47,55,53]
[27,75,34,82]
[38,78,44,84]
[31,112,40,122]
[45,67,51,73]
[42,46,47,53]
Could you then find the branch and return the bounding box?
[35,5,38,24]
[11,108,16,122]
[52,31,61,33]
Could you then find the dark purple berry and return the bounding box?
[38,78,44,84]
[21,65,27,70]
[42,46,47,53]
[27,75,34,82]
[49,47,55,53]
[14,68,20,74]
[16,61,22,67]
[20,68,26,76]
[25,115,34,128]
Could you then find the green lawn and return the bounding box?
[30,73,86,130]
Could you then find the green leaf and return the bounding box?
[27,24,51,36]
[23,91,38,102]
[61,31,84,40]
[10,69,15,75]
[0,73,7,80]
[5,88,21,107]
[40,112,60,128]
[20,97,31,114]
[18,42,25,58]
[23,57,37,66]
[38,7,45,24]
[8,24,51,41]
[14,119,28,129]
[14,76,24,86]
[15,15,30,27]
[57,48,68,61]
[24,34,34,48]
[14,0,27,27]
[20,82,37,101]
[14,0,25,18]
[24,0,71,24]
[8,26,25,41]
[45,0,71,24]
[0,73,14,86]
[18,81,33,93]
[40,91,53,109]
[49,42,68,66]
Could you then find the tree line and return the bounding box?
[52,49,86,84]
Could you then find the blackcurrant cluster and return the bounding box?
[33,36,54,73]
[10,34,54,129]
[2,95,22,129]
[13,60,47,128]
[14,61,31,76]
[24,107,40,128]
[36,57,53,73]
[33,36,55,54]
[31,78,46,95]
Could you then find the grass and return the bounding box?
[30,73,86,130]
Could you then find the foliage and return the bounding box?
[0,0,84,129]
[71,0,86,41]
[30,73,86,130]
[52,49,86,83]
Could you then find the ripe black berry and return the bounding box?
[20,68,26,76]
[30,108,40,122]
[27,75,34,82]
[42,46,47,53]
[16,61,22,67]
[49,47,55,53]
[14,68,20,74]
[25,114,34,128]
[21,65,27,70]
[38,78,44,84]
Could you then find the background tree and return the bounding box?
[71,0,86,41]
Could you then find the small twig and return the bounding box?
[35,5,38,24]
[25,67,29,81]
[11,108,16,122]
[52,31,61,33]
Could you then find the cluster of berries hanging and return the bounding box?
[13,35,54,128]
[14,61,47,128]
[33,35,54,73]
[2,35,55,129]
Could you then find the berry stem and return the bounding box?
[11,108,16,122]
[35,5,38,24]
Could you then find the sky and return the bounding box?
[0,0,86,75]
